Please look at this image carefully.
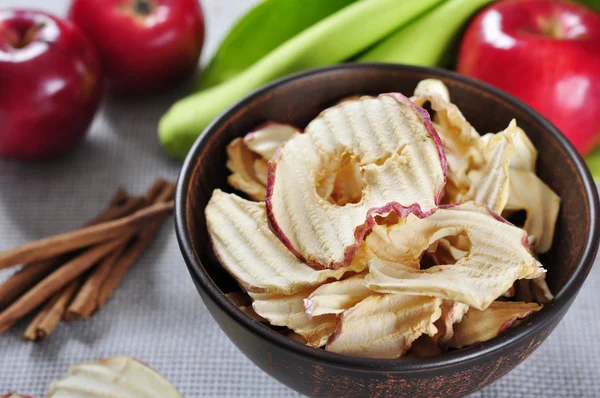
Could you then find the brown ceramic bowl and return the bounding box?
[175,64,599,397]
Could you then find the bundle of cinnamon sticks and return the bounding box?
[0,179,175,341]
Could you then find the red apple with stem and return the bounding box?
[68,0,205,95]
[457,0,600,154]
[0,9,103,161]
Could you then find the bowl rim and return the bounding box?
[175,63,599,372]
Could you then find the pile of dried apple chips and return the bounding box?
[206,79,560,358]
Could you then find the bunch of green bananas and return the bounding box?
[159,0,493,159]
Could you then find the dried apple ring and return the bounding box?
[266,93,447,269]
[365,202,545,310]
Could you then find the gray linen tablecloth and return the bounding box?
[1,0,599,396]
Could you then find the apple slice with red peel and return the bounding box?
[250,290,337,348]
[47,356,181,397]
[325,295,442,358]
[411,79,483,202]
[206,190,365,295]
[226,122,300,201]
[304,274,372,318]
[1,394,34,398]
[365,202,545,310]
[433,301,469,344]
[267,93,447,269]
[448,301,542,348]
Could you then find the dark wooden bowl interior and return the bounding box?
[177,65,598,379]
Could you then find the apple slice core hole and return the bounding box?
[316,152,364,206]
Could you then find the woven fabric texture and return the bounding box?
[0,0,598,396]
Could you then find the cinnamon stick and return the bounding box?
[109,188,128,207]
[0,238,128,334]
[0,258,61,310]
[0,188,131,310]
[63,242,128,321]
[0,200,174,270]
[65,181,171,320]
[144,179,168,203]
[97,183,176,310]
[23,278,81,341]
[85,196,145,226]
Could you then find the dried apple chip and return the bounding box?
[266,93,447,269]
[448,301,542,348]
[47,357,182,397]
[243,122,299,160]
[206,190,364,295]
[463,133,512,213]
[516,275,554,304]
[500,119,537,172]
[304,274,373,318]
[433,301,469,343]
[326,295,442,358]
[503,169,560,253]
[226,138,266,201]
[250,290,337,347]
[411,79,484,202]
[226,123,299,201]
[365,202,544,310]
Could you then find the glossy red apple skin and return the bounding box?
[68,0,205,95]
[0,9,103,161]
[458,0,600,154]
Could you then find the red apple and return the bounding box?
[457,0,600,154]
[68,0,205,95]
[0,9,103,161]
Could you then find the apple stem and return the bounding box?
[13,22,45,49]
[538,16,563,39]
[134,0,154,16]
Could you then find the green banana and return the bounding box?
[159,0,444,159]
[359,0,493,66]
[197,0,358,90]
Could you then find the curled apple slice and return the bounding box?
[365,202,544,310]
[267,93,447,269]
[226,123,299,201]
[501,119,537,172]
[433,301,469,343]
[304,274,373,318]
[464,133,512,213]
[411,79,483,202]
[516,275,554,304]
[325,295,442,358]
[47,357,181,397]
[448,301,542,348]
[250,290,336,347]
[206,190,364,295]
[225,292,267,323]
[503,169,560,253]
[243,122,299,160]
[226,138,266,201]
